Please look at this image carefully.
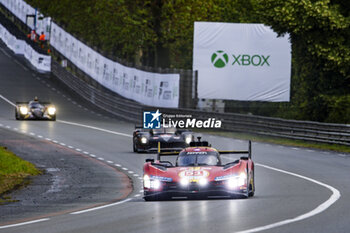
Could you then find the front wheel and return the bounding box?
[133,141,138,152]
[248,170,255,197]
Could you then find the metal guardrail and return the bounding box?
[51,54,350,146]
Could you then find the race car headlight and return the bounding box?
[150,179,161,189]
[140,136,148,144]
[19,106,28,115]
[227,173,246,189]
[180,177,190,187]
[198,177,208,186]
[47,107,56,115]
[185,136,192,144]
[143,175,151,189]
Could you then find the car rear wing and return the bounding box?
[218,140,252,159]
[15,101,52,105]
[15,102,29,105]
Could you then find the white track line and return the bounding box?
[57,120,132,138]
[0,218,50,229]
[235,163,341,233]
[70,198,132,215]
[0,94,16,107]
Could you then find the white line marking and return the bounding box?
[52,140,58,143]
[139,190,143,193]
[57,120,132,138]
[68,145,74,149]
[138,177,143,180]
[98,157,105,161]
[6,126,11,129]
[134,194,141,197]
[0,218,50,229]
[0,47,11,58]
[89,154,96,158]
[13,128,18,131]
[133,174,139,177]
[292,147,300,150]
[122,167,128,171]
[338,154,346,157]
[70,198,132,215]
[128,171,134,174]
[37,135,43,138]
[236,163,341,233]
[107,160,113,164]
[115,164,121,167]
[0,95,16,107]
[45,138,52,141]
[76,148,82,152]
[83,151,89,155]
[60,143,66,146]
[307,149,315,153]
[29,132,35,136]
[0,123,3,126]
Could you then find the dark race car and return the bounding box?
[143,138,254,201]
[15,99,56,121]
[133,126,194,153]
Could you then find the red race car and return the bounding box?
[143,138,255,201]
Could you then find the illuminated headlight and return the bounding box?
[185,136,192,144]
[140,136,148,144]
[143,175,162,190]
[180,177,190,186]
[47,107,56,115]
[227,173,246,189]
[143,175,151,189]
[198,177,208,186]
[150,180,161,189]
[19,106,28,115]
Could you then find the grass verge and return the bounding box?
[194,130,350,154]
[0,146,41,204]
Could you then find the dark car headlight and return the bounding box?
[140,136,148,144]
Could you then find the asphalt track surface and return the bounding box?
[0,42,349,233]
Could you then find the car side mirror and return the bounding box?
[145,158,154,163]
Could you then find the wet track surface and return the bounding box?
[0,42,350,233]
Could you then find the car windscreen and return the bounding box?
[152,127,176,135]
[176,151,219,166]
[29,102,42,108]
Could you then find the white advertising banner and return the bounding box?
[193,22,291,102]
[51,22,180,108]
[0,23,51,72]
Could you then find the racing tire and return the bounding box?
[133,142,137,153]
[15,109,19,120]
[248,170,255,197]
[51,116,56,121]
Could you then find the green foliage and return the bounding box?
[0,146,40,195]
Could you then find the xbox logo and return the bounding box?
[211,50,229,68]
